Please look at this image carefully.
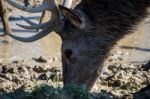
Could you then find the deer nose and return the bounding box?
[64,49,73,60]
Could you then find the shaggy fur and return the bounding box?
[60,0,150,90]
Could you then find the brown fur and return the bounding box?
[58,0,150,90]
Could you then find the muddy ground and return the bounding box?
[0,49,149,99]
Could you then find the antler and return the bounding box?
[62,0,73,8]
[6,0,72,42]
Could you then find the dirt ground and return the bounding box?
[0,49,149,99]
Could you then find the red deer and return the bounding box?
[6,0,150,90]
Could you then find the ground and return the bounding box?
[0,49,149,99]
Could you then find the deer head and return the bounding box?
[7,0,103,90]
[6,0,150,90]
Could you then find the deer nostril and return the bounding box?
[64,49,73,59]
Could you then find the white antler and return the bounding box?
[62,0,73,8]
[7,0,72,42]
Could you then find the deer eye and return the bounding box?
[64,49,73,59]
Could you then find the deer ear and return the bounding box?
[59,5,85,30]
